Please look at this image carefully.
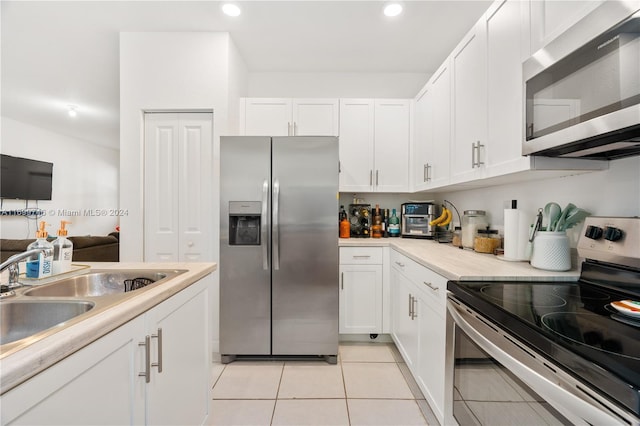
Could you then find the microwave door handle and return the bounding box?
[262,179,269,270]
[273,179,280,271]
[447,302,622,426]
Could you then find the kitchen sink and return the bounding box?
[23,269,185,298]
[0,300,95,346]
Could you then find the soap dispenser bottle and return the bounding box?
[52,220,73,274]
[26,221,54,278]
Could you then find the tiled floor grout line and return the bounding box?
[270,362,286,425]
[339,351,353,426]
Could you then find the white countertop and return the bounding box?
[0,262,216,394]
[340,238,580,282]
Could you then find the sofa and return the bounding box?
[1,232,119,263]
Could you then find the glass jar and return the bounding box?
[474,228,501,254]
[451,226,463,248]
[461,210,487,249]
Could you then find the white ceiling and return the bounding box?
[1,0,492,150]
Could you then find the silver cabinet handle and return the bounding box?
[376,170,379,186]
[423,281,439,292]
[395,261,405,267]
[472,141,485,168]
[476,141,484,167]
[151,328,163,373]
[341,272,344,290]
[423,164,428,182]
[471,142,477,168]
[370,170,373,186]
[262,179,269,270]
[408,294,413,317]
[139,335,151,383]
[353,255,371,259]
[339,161,341,173]
[412,297,418,320]
[273,179,280,270]
[427,164,432,182]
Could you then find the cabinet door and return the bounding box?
[451,20,487,184]
[292,98,339,136]
[373,99,410,192]
[429,64,451,188]
[390,267,419,372]
[242,98,292,136]
[144,113,181,261]
[178,113,213,261]
[339,99,375,192]
[412,86,432,192]
[2,317,145,426]
[339,264,383,334]
[529,0,604,54]
[146,280,210,426]
[417,298,446,424]
[485,0,530,176]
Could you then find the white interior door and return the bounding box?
[144,112,213,262]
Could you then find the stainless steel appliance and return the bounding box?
[401,202,439,239]
[523,1,640,159]
[220,136,339,363]
[447,217,640,425]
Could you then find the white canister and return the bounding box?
[530,231,571,271]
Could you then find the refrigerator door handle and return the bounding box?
[273,179,280,270]
[262,179,269,270]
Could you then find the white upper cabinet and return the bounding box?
[528,0,605,55]
[450,19,487,184]
[413,62,451,192]
[374,99,411,192]
[339,99,411,193]
[240,98,339,136]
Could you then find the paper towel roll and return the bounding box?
[504,209,530,261]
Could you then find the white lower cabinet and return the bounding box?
[339,247,383,334]
[2,277,211,426]
[390,249,447,425]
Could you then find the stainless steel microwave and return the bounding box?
[523,2,640,160]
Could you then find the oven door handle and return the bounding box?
[447,300,624,426]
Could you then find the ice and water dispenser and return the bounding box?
[228,201,262,246]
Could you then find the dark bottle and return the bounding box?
[372,204,382,238]
[383,208,390,238]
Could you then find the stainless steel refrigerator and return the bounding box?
[220,136,339,363]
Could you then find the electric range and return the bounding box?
[448,216,640,424]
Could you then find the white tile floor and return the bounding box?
[209,342,438,426]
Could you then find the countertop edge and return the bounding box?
[0,262,216,394]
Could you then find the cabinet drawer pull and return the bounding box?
[423,281,439,292]
[408,294,413,317]
[412,297,418,320]
[139,335,151,383]
[370,170,373,186]
[395,261,405,267]
[376,170,379,186]
[352,255,371,259]
[151,328,163,373]
[341,272,344,290]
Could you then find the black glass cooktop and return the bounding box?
[448,266,640,417]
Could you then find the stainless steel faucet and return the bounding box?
[0,248,54,288]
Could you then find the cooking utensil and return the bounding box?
[553,203,575,232]
[559,207,590,231]
[542,202,561,231]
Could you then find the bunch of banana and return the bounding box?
[429,206,452,227]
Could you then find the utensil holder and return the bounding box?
[530,231,571,271]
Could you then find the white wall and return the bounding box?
[1,117,119,239]
[119,32,232,262]
[248,72,429,98]
[433,156,640,245]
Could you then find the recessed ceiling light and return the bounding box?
[67,105,78,118]
[222,3,241,17]
[383,2,403,17]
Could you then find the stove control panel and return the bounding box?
[578,217,639,269]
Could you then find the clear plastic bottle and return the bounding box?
[26,221,53,278]
[52,220,73,274]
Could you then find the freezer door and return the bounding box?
[220,136,271,356]
[271,136,339,356]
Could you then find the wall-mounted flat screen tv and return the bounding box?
[1,154,53,200]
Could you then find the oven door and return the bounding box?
[447,296,629,426]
